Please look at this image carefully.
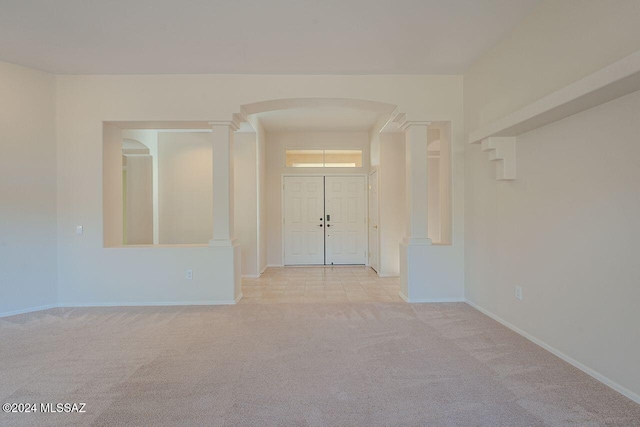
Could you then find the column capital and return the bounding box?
[208,120,240,131]
[399,120,431,132]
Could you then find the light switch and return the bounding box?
[76,226,83,235]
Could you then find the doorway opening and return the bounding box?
[283,175,367,266]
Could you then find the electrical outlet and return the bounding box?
[515,286,523,301]
[76,226,83,235]
[186,269,193,280]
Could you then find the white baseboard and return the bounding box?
[59,300,239,308]
[465,299,640,405]
[377,272,399,278]
[242,274,260,279]
[3,294,245,318]
[267,264,284,268]
[0,304,58,318]
[260,265,268,274]
[398,292,464,303]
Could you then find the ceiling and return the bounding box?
[0,0,540,75]
[257,107,381,132]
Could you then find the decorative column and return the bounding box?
[209,121,238,245]
[403,123,432,246]
[209,121,242,302]
[399,121,432,302]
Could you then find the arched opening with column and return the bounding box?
[100,97,454,304]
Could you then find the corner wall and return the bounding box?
[234,132,259,276]
[377,133,405,277]
[464,0,640,400]
[0,61,57,316]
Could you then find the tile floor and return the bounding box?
[240,267,403,304]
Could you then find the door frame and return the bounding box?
[281,173,369,266]
[368,166,380,273]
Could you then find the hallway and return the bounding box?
[241,267,402,304]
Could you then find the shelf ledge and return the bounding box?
[469,49,640,145]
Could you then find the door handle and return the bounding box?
[373,225,378,229]
[318,224,323,227]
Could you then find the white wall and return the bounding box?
[125,155,153,244]
[55,74,463,305]
[157,132,213,244]
[377,133,405,276]
[123,130,159,243]
[0,61,57,316]
[234,132,258,276]
[464,0,640,400]
[265,131,370,266]
[103,124,124,247]
[466,89,640,402]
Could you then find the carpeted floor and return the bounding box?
[1,303,639,426]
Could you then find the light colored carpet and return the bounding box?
[1,303,639,426]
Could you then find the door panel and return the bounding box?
[325,176,367,265]
[284,176,325,265]
[368,170,379,272]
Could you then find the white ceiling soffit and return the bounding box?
[0,0,540,75]
[257,107,381,132]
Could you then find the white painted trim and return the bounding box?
[267,264,284,268]
[260,265,268,274]
[476,137,516,181]
[2,293,242,318]
[242,274,260,279]
[465,299,640,405]
[398,292,463,303]
[377,273,399,278]
[60,300,239,308]
[368,168,380,274]
[0,304,58,318]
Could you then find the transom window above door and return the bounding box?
[285,149,363,168]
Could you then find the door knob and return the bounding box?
[318,224,323,227]
[327,224,331,227]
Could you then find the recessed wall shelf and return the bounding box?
[469,49,640,180]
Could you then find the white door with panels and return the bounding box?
[325,176,367,265]
[283,176,325,265]
[283,176,367,265]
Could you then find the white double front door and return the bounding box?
[283,176,367,265]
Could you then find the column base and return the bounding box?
[208,238,242,302]
[399,240,463,303]
[209,237,240,247]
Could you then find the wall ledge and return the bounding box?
[469,49,640,144]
